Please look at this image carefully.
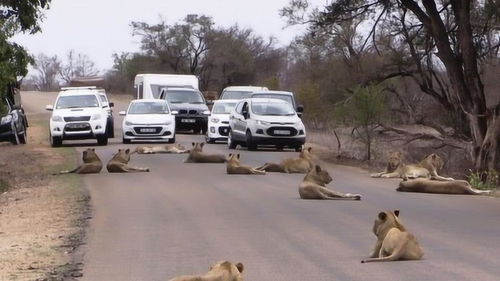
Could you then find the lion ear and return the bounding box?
[307,147,312,152]
[237,154,240,159]
[315,165,321,173]
[125,148,130,154]
[236,262,244,273]
[229,153,233,157]
[431,154,437,158]
[192,142,196,147]
[378,212,387,220]
[394,210,400,217]
[91,148,95,151]
[200,143,205,148]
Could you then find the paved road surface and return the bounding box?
[23,92,500,281]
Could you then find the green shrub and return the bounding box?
[468,169,499,190]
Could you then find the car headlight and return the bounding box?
[256,120,270,126]
[211,117,220,123]
[124,121,134,126]
[91,113,103,120]
[1,115,12,125]
[51,115,63,122]
[203,110,211,115]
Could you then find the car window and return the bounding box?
[251,101,295,116]
[128,101,170,114]
[56,95,99,109]
[164,90,205,104]
[235,102,244,114]
[242,102,249,113]
[252,94,294,107]
[212,102,237,114]
[221,91,252,100]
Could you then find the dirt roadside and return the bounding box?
[0,116,89,280]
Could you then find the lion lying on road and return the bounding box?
[299,165,361,200]
[257,146,314,173]
[185,142,227,163]
[397,178,491,195]
[362,210,423,263]
[133,143,189,154]
[106,148,150,173]
[371,152,454,181]
[54,148,102,174]
[168,260,244,281]
[227,153,265,175]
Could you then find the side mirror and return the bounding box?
[206,100,214,106]
[109,102,114,107]
[45,105,53,111]
[119,111,126,116]
[296,104,304,113]
[12,105,22,110]
[171,110,179,115]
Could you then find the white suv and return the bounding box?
[46,87,110,147]
[228,98,306,151]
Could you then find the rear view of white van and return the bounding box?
[134,74,199,99]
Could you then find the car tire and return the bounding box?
[228,131,237,149]
[201,126,207,135]
[107,119,115,138]
[277,145,284,151]
[51,135,62,147]
[122,138,131,144]
[246,130,257,151]
[193,127,201,134]
[97,135,108,146]
[168,135,176,143]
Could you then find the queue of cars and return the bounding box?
[39,74,306,151]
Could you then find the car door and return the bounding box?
[230,101,246,140]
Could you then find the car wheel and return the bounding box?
[97,135,108,146]
[168,135,176,143]
[228,131,237,149]
[277,145,284,151]
[201,126,207,135]
[246,130,257,151]
[51,135,62,147]
[193,127,201,134]
[107,120,115,138]
[122,138,131,144]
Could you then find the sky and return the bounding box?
[13,0,328,72]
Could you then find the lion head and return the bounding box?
[228,153,241,165]
[421,153,444,172]
[305,165,333,186]
[387,151,403,172]
[372,210,406,238]
[190,142,205,153]
[299,146,313,160]
[82,148,100,163]
[113,148,131,163]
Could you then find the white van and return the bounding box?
[134,74,199,99]
[219,86,268,100]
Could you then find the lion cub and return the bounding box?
[398,178,491,195]
[185,142,227,163]
[257,146,314,173]
[133,143,188,154]
[106,148,150,173]
[299,165,361,200]
[227,153,265,175]
[362,210,423,263]
[168,260,244,281]
[54,148,102,174]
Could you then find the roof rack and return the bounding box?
[61,86,98,91]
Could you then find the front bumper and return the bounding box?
[175,115,208,130]
[0,123,14,141]
[50,120,107,139]
[250,125,306,147]
[122,123,175,140]
[251,135,306,146]
[207,122,230,140]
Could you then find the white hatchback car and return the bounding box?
[205,99,238,143]
[120,99,176,144]
[46,87,110,147]
[228,98,306,151]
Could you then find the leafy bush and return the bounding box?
[468,169,499,190]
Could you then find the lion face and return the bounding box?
[209,261,244,280]
[388,152,402,170]
[82,148,100,163]
[426,153,444,170]
[175,143,187,151]
[190,142,204,153]
[372,210,405,237]
[308,165,333,185]
[114,148,131,163]
[228,153,241,164]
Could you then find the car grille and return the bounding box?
[133,127,162,135]
[64,123,91,132]
[179,110,188,114]
[64,116,91,122]
[189,110,197,114]
[270,122,295,125]
[218,126,230,136]
[266,126,298,137]
[221,121,229,124]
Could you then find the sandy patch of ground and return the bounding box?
[0,119,89,281]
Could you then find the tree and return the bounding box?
[0,0,51,112]
[33,53,60,91]
[59,50,99,85]
[283,0,500,171]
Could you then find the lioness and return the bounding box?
[227,153,266,175]
[299,165,361,200]
[362,210,424,263]
[257,146,314,173]
[54,148,102,174]
[184,142,227,163]
[168,260,244,281]
[371,152,454,181]
[133,143,189,154]
[398,178,491,195]
[106,148,150,173]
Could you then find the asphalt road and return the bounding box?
[23,91,500,281]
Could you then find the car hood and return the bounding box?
[124,114,173,124]
[253,114,302,124]
[210,113,230,122]
[169,103,208,112]
[53,108,103,117]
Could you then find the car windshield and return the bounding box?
[56,95,99,109]
[128,101,169,114]
[251,94,294,107]
[251,102,296,116]
[212,102,237,114]
[165,90,204,104]
[221,91,252,99]
[99,95,108,105]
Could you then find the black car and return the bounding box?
[0,97,28,145]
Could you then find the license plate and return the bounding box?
[274,130,290,135]
[140,128,156,133]
[181,119,196,123]
[68,123,88,129]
